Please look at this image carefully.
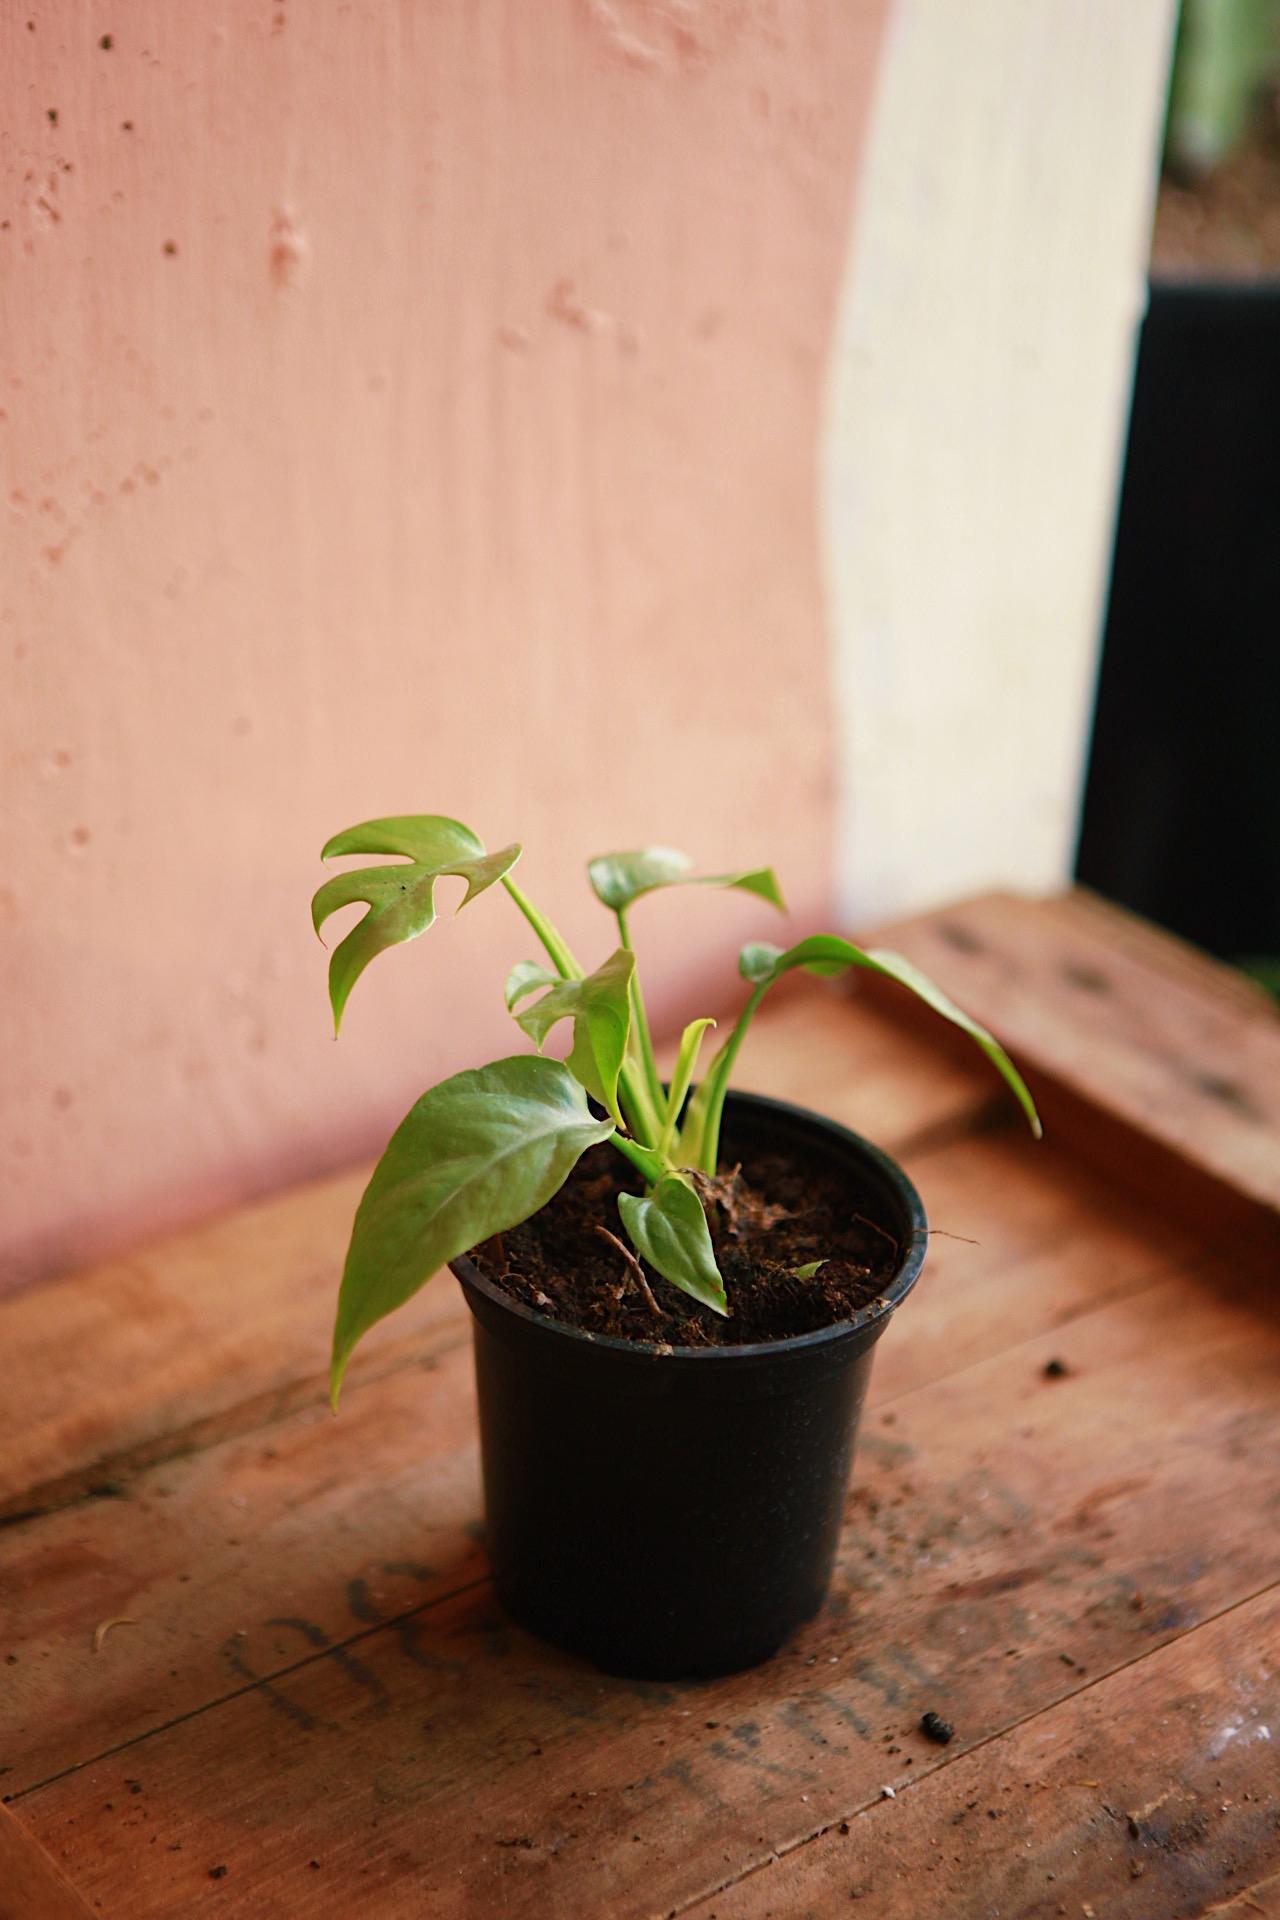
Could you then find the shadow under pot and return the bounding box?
[450,1088,927,1680]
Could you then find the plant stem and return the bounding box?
[656,1016,714,1162]
[608,1130,667,1185]
[502,876,581,979]
[617,1063,664,1153]
[696,982,768,1174]
[616,905,665,1112]
[503,874,661,1155]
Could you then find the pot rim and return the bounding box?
[450,1088,927,1366]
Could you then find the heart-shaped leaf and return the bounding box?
[739,936,1042,1137]
[331,1055,615,1403]
[511,948,635,1128]
[313,814,520,1031]
[617,1173,728,1316]
[587,846,786,914]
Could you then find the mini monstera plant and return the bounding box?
[314,815,1040,1403]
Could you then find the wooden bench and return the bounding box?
[3,891,1278,1918]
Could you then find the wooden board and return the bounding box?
[0,1131,1197,1798]
[0,1805,94,1920]
[704,1585,1280,1918]
[868,889,1280,1244]
[1,892,1277,1917]
[10,1260,1280,1916]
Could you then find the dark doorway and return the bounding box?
[1075,279,1280,973]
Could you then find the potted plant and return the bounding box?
[313,815,1040,1678]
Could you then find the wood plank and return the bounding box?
[0,982,993,1517]
[0,1131,1195,1796]
[5,895,1275,1914]
[14,1261,1280,1917]
[866,888,1280,1244]
[0,1168,464,1524]
[0,1804,96,1920]
[868,1129,1201,1400]
[699,1582,1280,1919]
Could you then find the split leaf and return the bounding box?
[511,947,636,1129]
[504,960,560,1010]
[313,814,519,1031]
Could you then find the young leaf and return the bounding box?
[512,947,635,1128]
[313,814,520,1031]
[505,959,559,1010]
[587,846,787,914]
[739,935,1043,1138]
[657,1016,716,1158]
[331,1055,614,1404]
[792,1260,825,1280]
[617,1174,728,1316]
[678,1001,765,1172]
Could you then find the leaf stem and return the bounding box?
[503,876,661,1151]
[607,1130,668,1186]
[694,982,768,1175]
[616,905,665,1114]
[502,876,582,980]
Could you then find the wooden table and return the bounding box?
[3,892,1279,1919]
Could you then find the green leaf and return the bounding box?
[513,947,635,1128]
[331,1055,614,1404]
[587,846,786,914]
[739,935,1043,1138]
[792,1260,825,1280]
[313,814,520,1032]
[617,1174,728,1316]
[321,814,485,865]
[505,959,559,1010]
[610,1132,671,1187]
[658,1016,716,1158]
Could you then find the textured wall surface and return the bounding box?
[1,0,886,1290]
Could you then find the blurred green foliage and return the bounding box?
[1166,0,1280,176]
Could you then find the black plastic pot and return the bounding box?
[449,1090,927,1679]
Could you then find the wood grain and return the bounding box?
[0,1803,95,1920]
[865,889,1280,1245]
[5,894,1278,1916]
[701,1583,1280,1919]
[12,1262,1280,1916]
[0,1130,1192,1797]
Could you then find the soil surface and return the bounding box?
[468,1135,902,1347]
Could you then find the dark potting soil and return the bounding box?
[469,1136,901,1347]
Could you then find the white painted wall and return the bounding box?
[824,0,1178,925]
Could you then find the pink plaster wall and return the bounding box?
[1,0,887,1292]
